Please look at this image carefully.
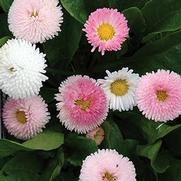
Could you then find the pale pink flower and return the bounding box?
[3,96,50,140]
[86,127,105,145]
[83,8,129,55]
[79,149,136,181]
[55,75,108,133]
[137,70,181,122]
[8,0,63,43]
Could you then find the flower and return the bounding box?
[8,0,63,43]
[136,70,181,122]
[98,68,140,112]
[3,96,50,140]
[0,39,48,99]
[86,127,105,145]
[83,8,129,55]
[79,149,136,181]
[55,75,108,133]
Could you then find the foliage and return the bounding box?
[0,0,181,180]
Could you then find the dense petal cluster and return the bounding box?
[55,75,108,133]
[0,39,48,99]
[8,0,63,43]
[3,96,50,140]
[137,70,181,122]
[79,149,136,181]
[84,8,129,55]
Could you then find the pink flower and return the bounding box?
[83,8,129,55]
[79,149,136,181]
[8,0,63,43]
[55,75,108,133]
[86,127,105,145]
[3,96,50,140]
[137,70,181,122]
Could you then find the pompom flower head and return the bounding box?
[137,70,181,122]
[98,68,140,111]
[55,75,108,133]
[0,39,48,99]
[3,96,50,140]
[8,0,63,43]
[79,149,136,181]
[83,8,129,55]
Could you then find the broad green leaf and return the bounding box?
[158,160,181,181]
[0,14,12,37]
[103,120,123,151]
[165,127,181,157]
[22,130,64,151]
[116,110,181,144]
[108,0,148,11]
[142,0,181,41]
[1,153,43,181]
[65,134,97,166]
[44,12,82,67]
[0,0,12,12]
[0,139,30,158]
[129,30,181,74]
[40,149,64,181]
[0,36,9,47]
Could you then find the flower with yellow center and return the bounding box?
[16,110,27,124]
[156,90,168,102]
[98,68,140,111]
[97,23,115,41]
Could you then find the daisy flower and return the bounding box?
[3,96,50,140]
[0,39,48,99]
[137,70,181,122]
[8,0,63,43]
[98,68,140,111]
[79,149,136,181]
[86,127,105,145]
[55,75,108,134]
[83,8,129,55]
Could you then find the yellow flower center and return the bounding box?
[102,172,117,181]
[75,99,91,111]
[16,111,27,124]
[8,67,16,72]
[31,10,38,17]
[156,90,168,102]
[97,23,115,41]
[110,79,129,96]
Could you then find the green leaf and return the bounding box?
[116,110,181,144]
[1,153,43,181]
[108,0,148,11]
[0,139,30,158]
[129,30,181,74]
[0,36,9,47]
[142,0,181,41]
[103,120,123,151]
[65,134,97,166]
[123,7,146,36]
[0,0,13,12]
[44,12,82,67]
[40,149,64,181]
[22,130,64,151]
[158,160,181,181]
[137,141,162,168]
[60,0,88,23]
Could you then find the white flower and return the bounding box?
[0,39,48,99]
[98,68,140,111]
